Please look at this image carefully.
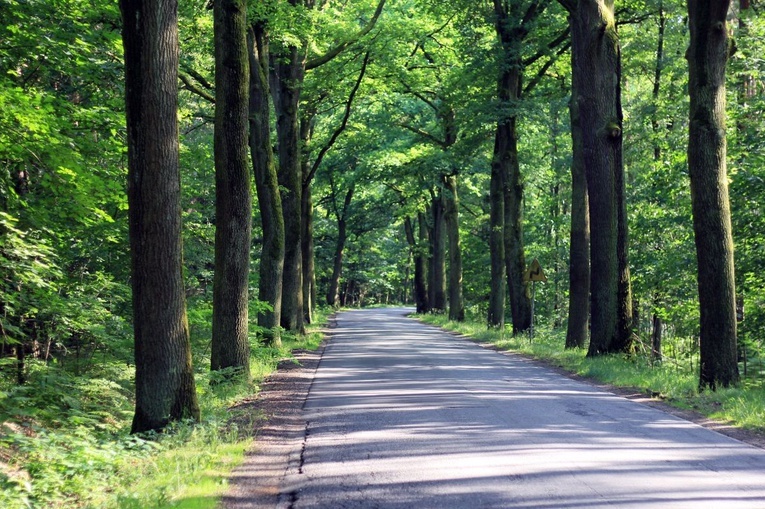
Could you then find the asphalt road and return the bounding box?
[261,308,765,508]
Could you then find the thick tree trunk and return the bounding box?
[565,53,590,348]
[443,175,464,321]
[687,0,739,389]
[568,0,632,356]
[211,0,252,379]
[430,193,447,313]
[272,46,305,334]
[249,23,284,347]
[120,0,199,433]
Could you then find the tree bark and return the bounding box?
[687,0,739,389]
[488,129,506,328]
[272,45,305,334]
[566,0,632,355]
[327,185,354,307]
[249,23,284,347]
[302,183,316,323]
[418,212,431,313]
[430,192,447,313]
[211,0,252,379]
[120,0,199,433]
[565,53,590,348]
[405,216,430,313]
[493,0,537,335]
[443,175,464,321]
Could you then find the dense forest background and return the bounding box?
[1,0,765,506]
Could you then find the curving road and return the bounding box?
[236,308,765,508]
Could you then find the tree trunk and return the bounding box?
[687,0,739,389]
[249,23,284,347]
[651,312,662,362]
[272,46,305,334]
[443,175,464,321]
[430,192,447,313]
[302,183,316,323]
[120,0,199,433]
[405,216,430,313]
[488,130,506,328]
[568,0,632,356]
[565,67,590,348]
[327,185,354,307]
[211,0,252,380]
[504,120,532,335]
[492,1,534,334]
[418,212,431,313]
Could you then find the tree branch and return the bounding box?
[523,40,571,96]
[305,0,387,70]
[523,26,570,67]
[398,123,447,149]
[179,72,215,103]
[304,52,371,189]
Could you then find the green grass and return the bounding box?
[418,314,765,434]
[0,308,329,508]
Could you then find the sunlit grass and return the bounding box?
[0,308,330,508]
[419,314,765,434]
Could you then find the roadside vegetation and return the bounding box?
[420,313,765,434]
[0,310,326,509]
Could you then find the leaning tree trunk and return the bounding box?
[430,192,447,313]
[569,0,632,356]
[565,66,590,348]
[249,23,284,347]
[272,46,305,334]
[120,0,199,433]
[443,174,464,321]
[687,0,739,389]
[211,0,252,380]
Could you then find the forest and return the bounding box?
[2,0,765,506]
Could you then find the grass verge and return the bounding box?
[0,309,328,508]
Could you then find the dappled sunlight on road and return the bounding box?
[281,308,765,508]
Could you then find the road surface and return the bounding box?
[230,308,765,508]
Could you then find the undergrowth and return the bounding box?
[0,308,327,508]
[419,314,765,434]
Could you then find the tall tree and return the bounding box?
[327,180,355,307]
[564,51,590,348]
[687,0,739,389]
[120,0,200,432]
[559,0,632,355]
[211,0,252,379]
[272,0,387,333]
[443,174,464,321]
[490,0,544,334]
[249,21,285,347]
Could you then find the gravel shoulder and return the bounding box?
[223,340,328,509]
